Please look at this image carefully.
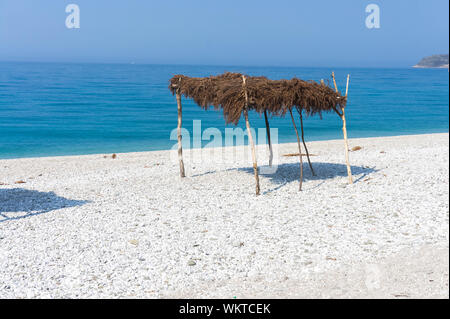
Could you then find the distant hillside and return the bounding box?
[414,54,449,68]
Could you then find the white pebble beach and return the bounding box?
[0,133,448,298]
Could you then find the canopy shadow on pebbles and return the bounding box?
[236,162,378,193]
[0,188,89,222]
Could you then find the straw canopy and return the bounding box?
[170,71,354,195]
[169,72,347,125]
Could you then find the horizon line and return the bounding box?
[0,59,433,70]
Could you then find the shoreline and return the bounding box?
[413,64,449,69]
[1,131,448,162]
[1,133,448,298]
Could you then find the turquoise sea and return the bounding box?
[0,62,448,159]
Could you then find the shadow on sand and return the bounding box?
[0,188,89,222]
[233,162,378,194]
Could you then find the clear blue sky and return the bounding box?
[0,0,448,67]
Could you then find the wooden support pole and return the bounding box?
[298,109,316,176]
[331,72,353,184]
[176,85,185,178]
[341,107,353,184]
[242,76,260,195]
[342,74,353,184]
[289,108,303,191]
[332,72,338,93]
[264,110,273,167]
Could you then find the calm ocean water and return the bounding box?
[0,62,448,159]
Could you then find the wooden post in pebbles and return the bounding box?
[331,72,353,184]
[176,80,185,178]
[298,108,316,176]
[342,74,353,184]
[242,76,260,195]
[289,108,303,191]
[264,110,273,167]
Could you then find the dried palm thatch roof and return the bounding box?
[169,72,347,125]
